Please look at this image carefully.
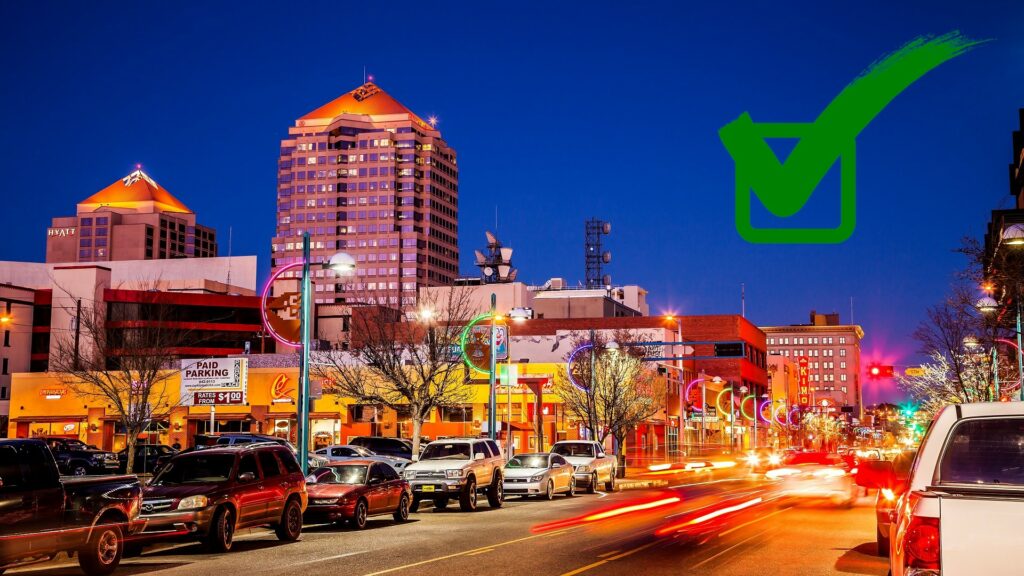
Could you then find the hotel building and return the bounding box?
[272,82,459,307]
[761,311,866,420]
[46,169,217,263]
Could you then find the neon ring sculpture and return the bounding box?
[260,262,306,348]
[740,395,757,421]
[565,342,595,392]
[459,313,498,375]
[715,387,734,418]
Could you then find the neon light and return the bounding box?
[740,395,756,420]
[773,404,788,427]
[459,313,494,374]
[684,378,706,408]
[565,342,594,392]
[715,387,733,417]
[789,407,800,426]
[260,262,304,348]
[758,400,772,424]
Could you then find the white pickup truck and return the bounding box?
[889,402,1024,576]
[550,440,617,493]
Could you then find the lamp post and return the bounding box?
[488,293,497,441]
[664,315,685,458]
[294,233,355,474]
[506,308,531,457]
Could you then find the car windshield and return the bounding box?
[552,443,596,458]
[507,455,549,468]
[151,454,235,485]
[420,443,471,460]
[64,439,88,449]
[939,418,1024,486]
[309,465,368,484]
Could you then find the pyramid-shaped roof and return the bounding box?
[299,82,431,127]
[79,169,191,213]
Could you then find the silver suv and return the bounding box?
[402,438,505,512]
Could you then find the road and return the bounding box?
[12,478,889,576]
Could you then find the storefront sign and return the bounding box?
[798,356,810,407]
[181,358,248,406]
[689,406,719,423]
[271,373,294,403]
[192,391,245,406]
[40,388,67,399]
[47,227,76,238]
[461,317,509,373]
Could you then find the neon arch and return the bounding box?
[565,342,594,392]
[260,262,305,348]
[458,313,496,374]
[740,395,756,420]
[715,387,734,418]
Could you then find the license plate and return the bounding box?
[422,485,435,493]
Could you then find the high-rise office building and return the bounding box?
[272,82,459,307]
[46,169,217,263]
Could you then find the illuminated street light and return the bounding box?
[976,296,999,314]
[963,335,981,349]
[1001,223,1024,246]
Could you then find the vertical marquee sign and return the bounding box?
[797,356,810,407]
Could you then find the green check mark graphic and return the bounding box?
[720,31,986,228]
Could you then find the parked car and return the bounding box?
[856,449,916,555]
[402,438,505,512]
[766,451,857,508]
[304,460,412,529]
[503,452,575,499]
[889,402,1024,576]
[314,444,412,472]
[39,437,120,476]
[205,433,329,469]
[348,436,417,460]
[550,440,617,493]
[138,443,307,552]
[0,439,144,575]
[117,444,178,474]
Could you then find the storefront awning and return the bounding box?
[12,416,85,423]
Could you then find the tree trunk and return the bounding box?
[125,432,137,475]
[411,416,422,461]
[613,431,627,478]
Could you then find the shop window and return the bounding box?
[440,405,472,422]
[349,405,378,423]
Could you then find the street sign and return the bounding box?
[192,391,245,406]
[905,367,925,377]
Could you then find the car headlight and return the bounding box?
[312,498,337,505]
[445,469,464,479]
[529,474,545,482]
[176,495,209,510]
[403,470,417,480]
[768,454,781,466]
[576,465,592,473]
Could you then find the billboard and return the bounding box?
[181,358,248,406]
[798,356,810,407]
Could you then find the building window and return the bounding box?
[839,337,846,344]
[1,358,6,374]
[840,361,846,369]
[840,374,848,382]
[3,331,8,347]
[839,349,847,357]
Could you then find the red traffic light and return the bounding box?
[868,364,894,378]
[869,366,881,376]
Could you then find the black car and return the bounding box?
[39,437,120,476]
[348,436,416,460]
[117,444,178,474]
[0,439,144,575]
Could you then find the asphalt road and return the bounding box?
[11,479,889,576]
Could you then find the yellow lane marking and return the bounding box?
[558,541,659,576]
[362,528,574,576]
[465,548,495,556]
[597,549,621,558]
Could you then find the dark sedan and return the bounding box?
[304,460,411,529]
[118,444,178,474]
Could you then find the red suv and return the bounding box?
[137,443,308,552]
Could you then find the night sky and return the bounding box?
[3,1,1023,404]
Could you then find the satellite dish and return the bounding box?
[602,222,611,234]
[485,231,498,245]
[483,266,494,276]
[602,251,611,263]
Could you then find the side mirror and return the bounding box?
[855,460,894,489]
[552,463,563,469]
[474,453,485,461]
[597,453,606,459]
[238,471,256,483]
[368,477,383,486]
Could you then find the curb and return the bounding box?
[615,479,669,490]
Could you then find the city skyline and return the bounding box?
[3,2,1024,405]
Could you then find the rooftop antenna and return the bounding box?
[363,66,366,84]
[584,218,612,288]
[741,283,746,318]
[225,226,233,290]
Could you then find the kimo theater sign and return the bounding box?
[180,358,248,406]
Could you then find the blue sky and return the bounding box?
[3,1,1023,403]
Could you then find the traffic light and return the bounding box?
[868,364,894,378]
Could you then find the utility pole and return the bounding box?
[297,232,312,474]
[487,293,497,440]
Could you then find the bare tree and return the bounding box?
[50,284,189,473]
[554,330,664,475]
[313,287,475,457]
[801,413,845,451]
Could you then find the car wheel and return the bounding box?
[410,495,421,513]
[604,471,616,492]
[486,473,503,508]
[393,493,410,522]
[433,497,449,511]
[350,499,368,530]
[544,480,554,500]
[459,478,478,511]
[566,477,576,497]
[78,522,123,576]
[73,464,89,476]
[877,528,890,557]
[586,473,598,494]
[275,498,303,541]
[203,507,234,552]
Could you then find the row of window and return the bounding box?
[770,336,847,345]
[778,349,847,358]
[79,217,109,226]
[813,386,848,393]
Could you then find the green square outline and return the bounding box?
[735,122,857,244]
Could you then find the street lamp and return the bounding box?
[295,232,355,474]
[1001,223,1024,246]
[664,314,686,459]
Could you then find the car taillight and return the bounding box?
[904,515,940,572]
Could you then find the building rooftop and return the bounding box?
[78,169,191,214]
[299,82,431,128]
